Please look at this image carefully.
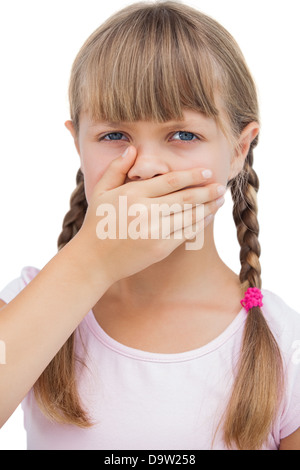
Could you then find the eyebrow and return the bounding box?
[89,121,119,129]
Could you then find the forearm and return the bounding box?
[0,233,110,426]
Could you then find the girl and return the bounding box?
[0,1,299,450]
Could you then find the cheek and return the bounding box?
[180,145,231,186]
[81,157,113,203]
[210,157,231,186]
[84,173,101,203]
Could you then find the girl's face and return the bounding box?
[66,109,258,202]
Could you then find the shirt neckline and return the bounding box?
[84,304,248,363]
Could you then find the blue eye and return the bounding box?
[100,130,199,142]
[173,131,197,142]
[102,132,126,141]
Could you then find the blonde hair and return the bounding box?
[34,1,283,449]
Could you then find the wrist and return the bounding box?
[60,231,113,300]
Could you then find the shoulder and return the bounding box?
[19,266,40,284]
[261,288,300,353]
[0,266,40,304]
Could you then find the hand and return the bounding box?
[77,146,226,286]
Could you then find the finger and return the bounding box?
[158,214,214,254]
[151,183,226,209]
[167,204,205,235]
[93,146,137,195]
[160,198,219,237]
[175,212,214,239]
[156,206,200,239]
[140,167,215,198]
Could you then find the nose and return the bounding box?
[127,145,171,181]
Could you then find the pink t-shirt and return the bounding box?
[1,266,300,450]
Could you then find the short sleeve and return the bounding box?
[261,290,300,443]
[0,266,40,304]
[280,342,300,439]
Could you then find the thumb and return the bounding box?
[95,146,137,194]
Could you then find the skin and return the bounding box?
[65,108,260,350]
[68,109,248,201]
[65,109,257,336]
[65,109,299,449]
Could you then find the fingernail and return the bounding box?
[122,147,129,158]
[202,169,212,179]
[205,214,214,224]
[217,185,226,195]
[216,196,225,207]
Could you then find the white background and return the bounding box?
[0,0,299,450]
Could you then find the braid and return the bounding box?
[221,142,284,449]
[230,141,261,291]
[57,168,88,251]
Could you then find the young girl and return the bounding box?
[0,1,299,450]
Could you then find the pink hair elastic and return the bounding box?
[240,287,263,312]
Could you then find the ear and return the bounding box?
[65,120,81,159]
[228,122,260,180]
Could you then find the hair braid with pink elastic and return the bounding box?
[221,141,284,449]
